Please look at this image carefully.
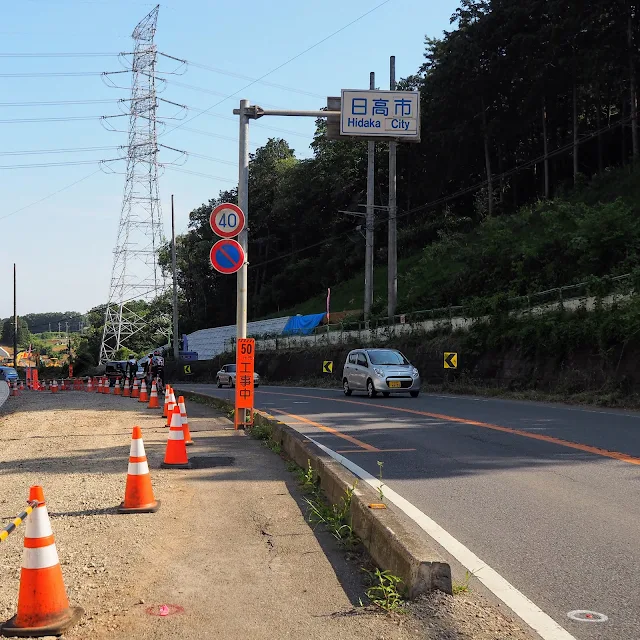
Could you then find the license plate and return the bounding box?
[388,381,401,389]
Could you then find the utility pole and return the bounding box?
[236,99,250,342]
[13,264,17,369]
[171,194,180,361]
[388,55,398,321]
[364,71,375,321]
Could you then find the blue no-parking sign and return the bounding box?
[209,238,245,275]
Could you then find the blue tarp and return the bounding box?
[281,313,326,336]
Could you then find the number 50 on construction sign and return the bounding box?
[235,338,255,412]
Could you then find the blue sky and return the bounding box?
[0,0,460,319]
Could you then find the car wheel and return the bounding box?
[367,379,377,398]
[410,390,420,398]
[216,378,222,388]
[382,392,390,397]
[343,379,352,396]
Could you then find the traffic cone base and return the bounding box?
[2,604,84,637]
[118,427,160,514]
[1,486,83,637]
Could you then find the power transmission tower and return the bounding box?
[99,5,167,363]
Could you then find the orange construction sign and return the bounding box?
[235,339,255,410]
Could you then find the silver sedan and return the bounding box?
[216,364,260,388]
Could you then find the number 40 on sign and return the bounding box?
[210,203,245,239]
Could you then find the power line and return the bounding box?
[161,55,325,100]
[165,165,237,183]
[161,0,392,138]
[0,158,124,169]
[0,168,104,222]
[0,71,104,77]
[178,125,259,146]
[0,99,120,106]
[0,146,120,156]
[0,52,119,57]
[0,115,102,123]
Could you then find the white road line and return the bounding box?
[307,436,577,640]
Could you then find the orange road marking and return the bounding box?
[257,391,640,466]
[274,410,380,452]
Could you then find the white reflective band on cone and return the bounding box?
[25,506,53,539]
[23,543,60,570]
[128,461,150,475]
[168,430,184,441]
[129,438,146,457]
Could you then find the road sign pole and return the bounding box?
[171,194,180,363]
[365,71,375,322]
[388,55,398,322]
[13,263,17,370]
[237,99,250,342]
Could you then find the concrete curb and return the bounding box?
[176,389,452,597]
[0,381,9,409]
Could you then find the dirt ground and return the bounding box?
[0,391,532,640]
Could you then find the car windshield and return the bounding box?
[366,350,409,366]
[226,365,236,373]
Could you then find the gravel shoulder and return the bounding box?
[1,391,532,639]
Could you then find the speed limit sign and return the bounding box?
[210,203,245,238]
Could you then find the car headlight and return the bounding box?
[373,368,384,377]
[412,367,419,378]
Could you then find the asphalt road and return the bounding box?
[178,383,640,640]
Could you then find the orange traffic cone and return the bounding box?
[19,380,25,392]
[1,486,83,636]
[86,378,92,392]
[165,389,176,427]
[51,380,58,394]
[114,377,121,396]
[97,378,103,394]
[10,381,19,397]
[138,379,148,403]
[123,376,131,398]
[148,380,159,409]
[92,377,99,392]
[178,396,193,445]
[103,377,109,394]
[118,427,160,514]
[161,407,191,468]
[162,385,171,418]
[131,378,140,399]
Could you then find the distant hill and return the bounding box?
[0,312,86,334]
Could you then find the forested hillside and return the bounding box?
[165,0,640,333]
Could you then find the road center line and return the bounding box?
[305,435,577,640]
[273,410,380,452]
[257,391,640,465]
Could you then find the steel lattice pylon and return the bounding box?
[100,5,167,364]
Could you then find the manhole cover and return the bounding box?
[567,610,608,623]
[145,604,185,617]
[190,456,235,469]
